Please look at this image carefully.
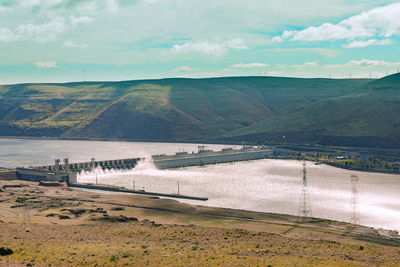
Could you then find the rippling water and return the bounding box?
[78,158,400,231]
[1,138,399,231]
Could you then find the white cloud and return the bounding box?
[172,66,201,72]
[275,64,286,69]
[33,61,58,68]
[292,61,319,68]
[230,63,269,68]
[106,0,119,12]
[274,3,400,45]
[20,0,64,8]
[0,18,68,43]
[325,59,400,69]
[292,23,375,42]
[14,18,68,43]
[0,6,12,12]
[64,40,89,49]
[222,68,233,72]
[267,48,339,58]
[71,16,94,25]
[376,39,395,46]
[344,39,394,48]
[171,39,248,55]
[0,28,19,42]
[341,3,400,38]
[266,71,285,76]
[271,36,282,42]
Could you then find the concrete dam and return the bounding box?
[14,157,140,185]
[152,146,273,169]
[2,146,273,200]
[13,146,273,182]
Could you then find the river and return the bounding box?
[1,138,399,231]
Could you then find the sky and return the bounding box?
[0,0,400,84]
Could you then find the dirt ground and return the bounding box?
[0,180,400,266]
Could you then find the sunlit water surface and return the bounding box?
[1,138,399,231]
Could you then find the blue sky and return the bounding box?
[0,0,400,84]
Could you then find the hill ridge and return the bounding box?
[1,75,399,148]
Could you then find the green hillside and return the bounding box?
[223,73,400,147]
[1,75,399,147]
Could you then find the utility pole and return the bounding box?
[297,161,312,223]
[23,199,31,230]
[177,182,180,195]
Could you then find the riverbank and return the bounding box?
[3,135,400,176]
[0,179,399,266]
[322,160,400,175]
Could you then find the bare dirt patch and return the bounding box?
[0,180,399,266]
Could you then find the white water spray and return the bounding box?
[77,157,190,194]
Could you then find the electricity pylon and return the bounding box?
[297,161,312,223]
[350,174,360,226]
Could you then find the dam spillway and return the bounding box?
[8,146,273,185]
[35,157,140,173]
[13,157,141,185]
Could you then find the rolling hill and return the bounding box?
[0,74,399,148]
[223,74,400,147]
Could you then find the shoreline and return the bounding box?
[0,135,233,146]
[1,179,399,235]
[322,160,400,175]
[1,179,399,266]
[2,136,400,176]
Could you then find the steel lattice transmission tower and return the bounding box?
[297,161,312,222]
[350,174,360,226]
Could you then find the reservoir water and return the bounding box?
[1,138,399,231]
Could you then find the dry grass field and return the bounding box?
[0,180,399,266]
